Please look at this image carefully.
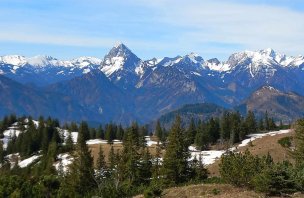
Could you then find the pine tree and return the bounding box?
[230,112,242,144]
[186,118,196,146]
[161,115,190,185]
[152,141,162,180]
[265,111,270,131]
[138,148,152,185]
[105,123,114,144]
[108,146,116,171]
[68,123,96,196]
[191,154,208,181]
[65,131,74,152]
[155,120,163,141]
[120,122,141,185]
[209,117,220,143]
[96,125,104,139]
[0,140,5,164]
[220,112,231,141]
[89,128,97,139]
[258,118,264,132]
[292,119,304,166]
[78,121,90,142]
[245,111,257,134]
[96,145,106,171]
[116,124,124,140]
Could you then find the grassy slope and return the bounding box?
[208,130,294,176]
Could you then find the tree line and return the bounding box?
[0,111,292,197]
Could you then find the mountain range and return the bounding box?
[0,43,304,124]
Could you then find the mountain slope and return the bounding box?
[236,86,304,122]
[47,70,137,124]
[157,103,226,128]
[0,75,99,122]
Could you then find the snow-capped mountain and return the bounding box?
[1,44,304,124]
[0,55,102,86]
[100,43,142,90]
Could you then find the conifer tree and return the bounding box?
[89,128,97,139]
[65,131,74,152]
[108,146,116,171]
[265,111,270,131]
[105,123,114,143]
[209,117,220,143]
[161,115,190,185]
[120,122,141,185]
[0,141,4,164]
[245,111,257,134]
[258,118,264,132]
[186,118,196,146]
[220,112,231,141]
[155,120,163,141]
[138,148,152,185]
[116,124,124,140]
[96,145,106,171]
[292,119,304,166]
[78,121,90,142]
[96,125,104,139]
[43,139,57,175]
[68,123,96,195]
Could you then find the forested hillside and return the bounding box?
[0,111,302,197]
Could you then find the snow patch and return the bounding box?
[190,129,291,166]
[54,153,74,172]
[18,155,41,168]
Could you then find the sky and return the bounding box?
[0,0,303,61]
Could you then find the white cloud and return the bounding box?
[0,0,303,58]
[128,0,304,55]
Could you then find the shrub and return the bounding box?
[252,161,297,195]
[278,136,293,148]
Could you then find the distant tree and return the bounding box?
[245,111,257,134]
[116,124,124,140]
[0,141,4,164]
[258,118,264,132]
[96,125,104,139]
[220,112,231,141]
[209,117,220,143]
[155,120,163,141]
[65,131,74,152]
[96,145,107,171]
[105,123,115,144]
[78,121,90,142]
[186,118,196,146]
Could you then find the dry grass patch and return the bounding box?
[208,130,294,177]
[88,140,164,166]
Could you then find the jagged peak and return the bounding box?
[105,42,138,60]
[114,41,123,48]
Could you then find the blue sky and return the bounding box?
[0,0,303,61]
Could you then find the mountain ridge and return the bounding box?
[1,44,304,124]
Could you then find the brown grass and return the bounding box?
[88,139,164,166]
[134,183,303,198]
[160,184,264,198]
[208,130,295,177]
